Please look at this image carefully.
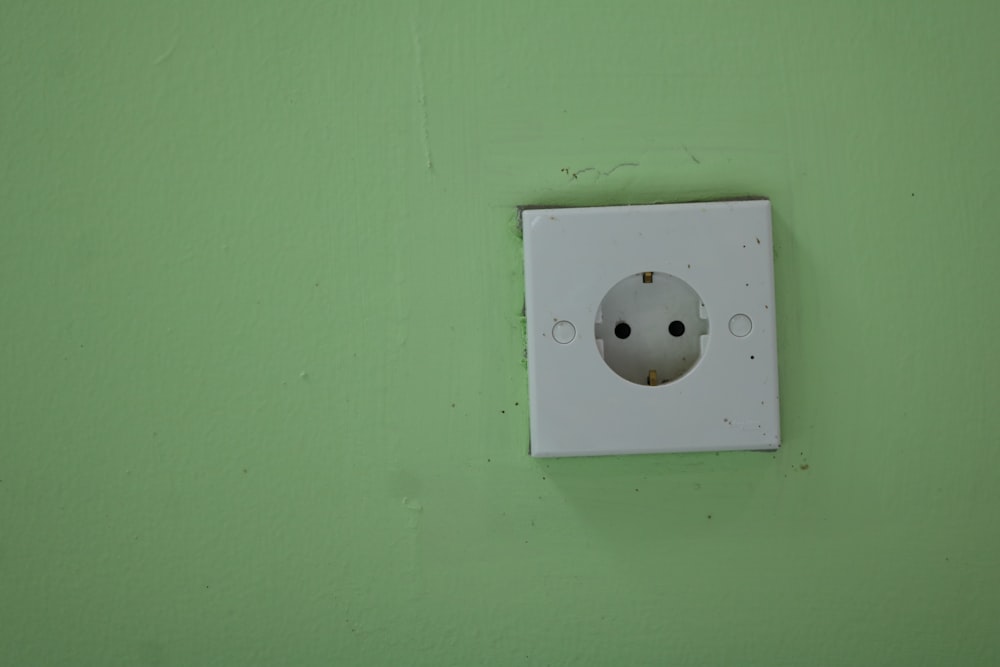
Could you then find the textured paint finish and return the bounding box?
[1,1,998,664]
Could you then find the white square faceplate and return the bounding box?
[522,200,780,457]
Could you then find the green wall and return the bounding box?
[3,1,999,664]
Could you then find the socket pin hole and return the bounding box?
[669,320,685,337]
[614,322,631,339]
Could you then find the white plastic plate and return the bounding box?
[521,200,780,457]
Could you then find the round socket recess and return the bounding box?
[595,271,708,386]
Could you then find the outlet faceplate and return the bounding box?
[521,200,780,457]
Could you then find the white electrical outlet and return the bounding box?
[521,199,780,457]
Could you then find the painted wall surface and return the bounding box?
[2,1,999,664]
